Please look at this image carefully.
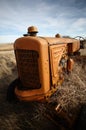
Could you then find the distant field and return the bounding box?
[0,43,13,51]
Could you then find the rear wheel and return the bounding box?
[7,78,19,102]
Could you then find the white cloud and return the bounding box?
[72,18,86,28]
[0,0,86,42]
[65,18,86,37]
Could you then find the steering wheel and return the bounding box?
[74,36,85,41]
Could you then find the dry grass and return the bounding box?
[0,43,13,51]
[0,51,17,88]
[80,49,86,56]
[50,57,86,112]
[0,44,86,130]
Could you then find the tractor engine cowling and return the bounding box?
[13,26,80,101]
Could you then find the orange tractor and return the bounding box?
[7,26,84,102]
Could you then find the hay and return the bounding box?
[49,57,86,115]
[0,51,17,87]
[0,48,86,129]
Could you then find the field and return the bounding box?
[0,43,13,51]
[0,43,86,130]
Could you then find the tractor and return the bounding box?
[7,26,85,102]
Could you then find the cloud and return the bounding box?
[0,0,86,43]
[66,18,86,37]
[72,18,86,28]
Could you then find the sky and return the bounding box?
[0,0,86,43]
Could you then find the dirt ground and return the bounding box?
[0,44,86,130]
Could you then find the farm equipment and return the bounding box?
[7,26,85,102]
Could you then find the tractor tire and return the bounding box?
[7,78,19,102]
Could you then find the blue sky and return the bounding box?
[0,0,86,43]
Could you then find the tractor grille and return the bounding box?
[15,49,41,90]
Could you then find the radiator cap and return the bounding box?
[55,33,61,38]
[28,26,38,33]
